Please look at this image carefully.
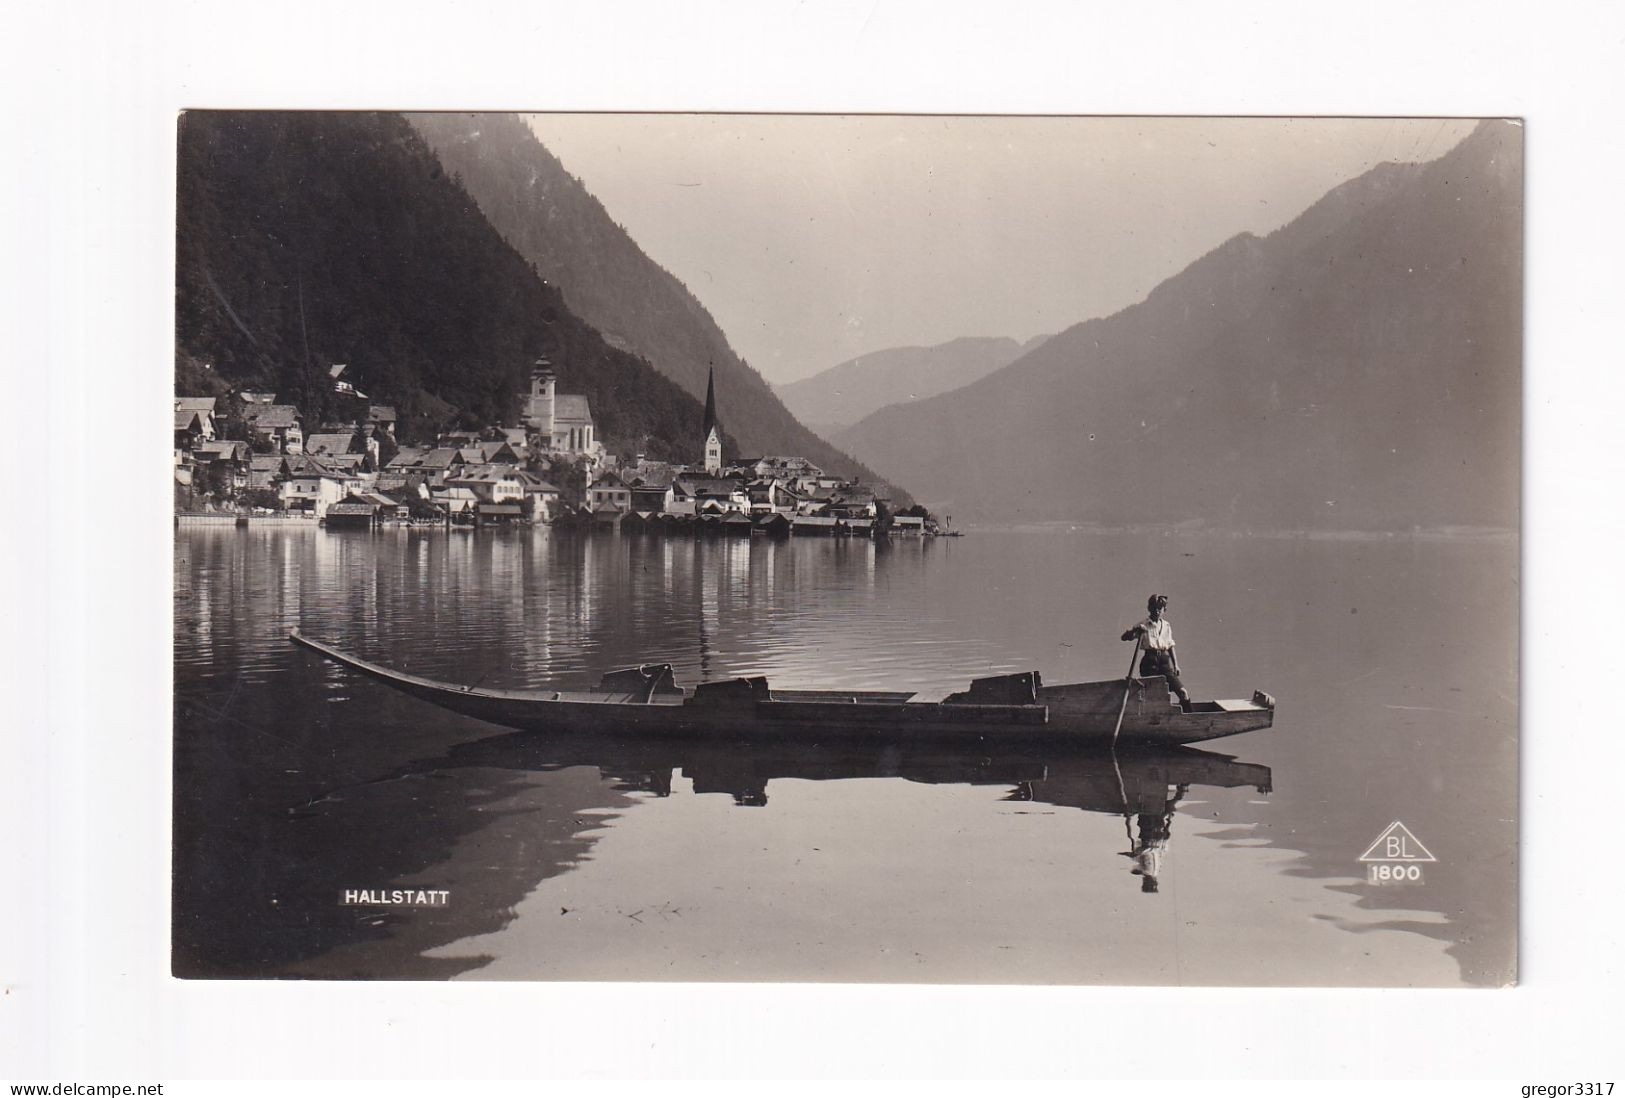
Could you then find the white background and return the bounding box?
[3,0,1621,1083]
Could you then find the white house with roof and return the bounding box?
[175,397,218,441]
[430,485,480,514]
[513,470,564,522]
[305,430,365,461]
[191,439,251,493]
[408,446,472,487]
[628,476,677,514]
[586,470,633,513]
[278,455,357,518]
[329,363,368,399]
[174,397,218,468]
[246,404,304,454]
[473,439,522,466]
[752,456,822,479]
[446,464,525,504]
[673,474,749,515]
[247,453,284,490]
[827,486,879,519]
[743,477,810,515]
[174,410,209,457]
[382,446,427,471]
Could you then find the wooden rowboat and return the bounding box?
[289,631,1275,746]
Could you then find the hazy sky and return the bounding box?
[525,116,1475,384]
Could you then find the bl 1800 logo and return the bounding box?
[1358,821,1436,885]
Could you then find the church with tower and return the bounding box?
[701,367,722,475]
[521,356,601,460]
[518,355,724,474]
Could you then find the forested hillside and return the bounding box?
[406,112,895,491]
[175,111,718,459]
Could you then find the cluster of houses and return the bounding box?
[175,358,930,536]
[581,455,925,537]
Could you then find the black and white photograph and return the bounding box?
[170,111,1519,987]
[21,0,1625,1085]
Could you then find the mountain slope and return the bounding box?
[776,334,1050,432]
[175,111,713,457]
[406,113,897,491]
[835,122,1521,531]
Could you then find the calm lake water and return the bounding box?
[173,525,1517,986]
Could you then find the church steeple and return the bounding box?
[702,367,718,439]
[701,366,722,475]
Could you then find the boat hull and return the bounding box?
[289,632,1274,747]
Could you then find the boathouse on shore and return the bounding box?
[792,516,839,537]
[324,502,378,529]
[476,501,526,527]
[755,513,791,538]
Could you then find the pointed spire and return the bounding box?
[702,366,718,439]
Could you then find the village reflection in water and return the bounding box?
[178,524,966,696]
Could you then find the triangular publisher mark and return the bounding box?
[1358,821,1437,862]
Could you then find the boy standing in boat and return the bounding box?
[1121,593,1192,710]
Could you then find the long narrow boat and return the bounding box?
[289,631,1275,747]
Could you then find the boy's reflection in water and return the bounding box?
[1122,784,1188,894]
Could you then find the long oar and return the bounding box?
[1110,635,1142,752]
[1109,635,1143,853]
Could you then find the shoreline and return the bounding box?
[173,512,1515,544]
[959,520,1517,543]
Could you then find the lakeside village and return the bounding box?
[175,358,943,538]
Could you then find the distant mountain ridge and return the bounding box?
[407,113,899,496]
[834,121,1521,531]
[174,111,714,458]
[776,334,1051,431]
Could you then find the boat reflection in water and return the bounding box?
[396,729,1273,895]
[1011,745,1270,894]
[1008,758,1205,894]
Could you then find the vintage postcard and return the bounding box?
[171,112,1519,986]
